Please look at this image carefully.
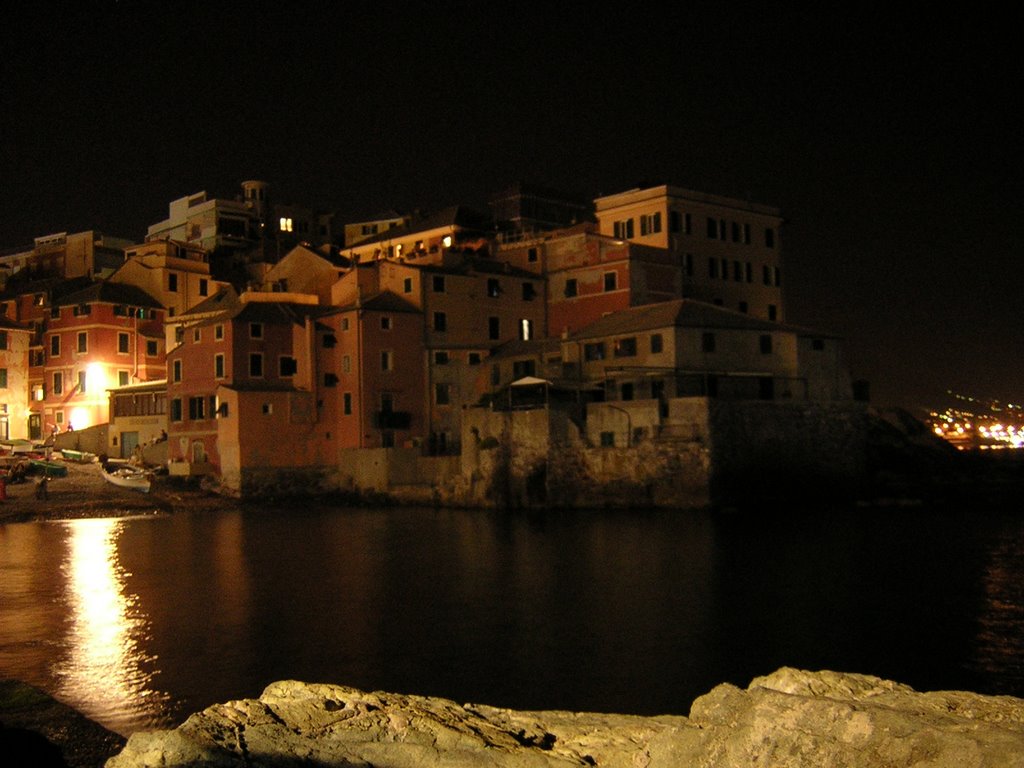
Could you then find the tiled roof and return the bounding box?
[56,280,162,309]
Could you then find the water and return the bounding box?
[1,502,1022,737]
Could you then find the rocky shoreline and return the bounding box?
[8,668,1019,768]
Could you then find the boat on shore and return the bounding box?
[101,462,152,493]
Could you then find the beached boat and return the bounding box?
[101,463,152,493]
[29,459,68,478]
[60,448,97,463]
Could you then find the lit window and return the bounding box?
[519,319,533,341]
[280,217,293,232]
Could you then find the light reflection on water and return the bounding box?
[2,504,1024,738]
[54,518,169,735]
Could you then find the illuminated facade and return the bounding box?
[42,282,164,433]
[0,319,32,441]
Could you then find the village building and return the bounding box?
[165,293,340,491]
[0,318,32,441]
[110,238,224,320]
[338,206,494,266]
[107,378,168,459]
[342,209,410,247]
[593,184,785,321]
[42,281,165,434]
[0,230,132,285]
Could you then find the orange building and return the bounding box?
[41,281,165,433]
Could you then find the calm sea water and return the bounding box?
[1,502,1022,737]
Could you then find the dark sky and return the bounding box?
[3,3,1021,413]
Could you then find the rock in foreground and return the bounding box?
[106,668,1024,767]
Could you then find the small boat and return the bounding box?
[29,459,69,478]
[60,448,97,463]
[101,463,152,493]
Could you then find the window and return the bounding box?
[433,312,447,332]
[564,278,578,297]
[522,282,536,300]
[614,337,637,357]
[279,216,293,232]
[773,266,781,287]
[342,355,351,373]
[768,304,778,321]
[621,382,634,401]
[702,332,716,353]
[719,219,727,241]
[732,222,741,242]
[760,334,773,354]
[432,275,446,292]
[170,398,182,422]
[172,359,182,382]
[709,258,718,279]
[76,332,87,353]
[527,247,538,263]
[279,356,297,376]
[670,210,681,233]
[262,403,273,415]
[0,368,6,388]
[435,383,450,405]
[763,265,772,285]
[488,317,500,340]
[51,306,61,319]
[812,338,825,351]
[434,351,449,365]
[733,261,742,281]
[322,333,337,348]
[341,318,350,331]
[324,373,339,387]
[118,332,130,354]
[147,340,158,356]
[739,301,748,313]
[118,370,129,387]
[468,352,481,365]
[0,331,6,350]
[53,372,63,395]
[640,212,661,235]
[73,304,91,317]
[519,319,533,341]
[381,316,392,330]
[765,227,776,248]
[215,324,224,340]
[78,370,87,393]
[215,354,225,378]
[343,392,352,414]
[250,353,263,377]
[248,322,262,340]
[193,328,201,343]
[650,333,663,353]
[168,273,178,292]
[600,431,615,447]
[584,342,605,361]
[188,396,206,420]
[487,278,500,297]
[512,359,535,379]
[603,271,617,292]
[744,223,751,244]
[745,262,753,283]
[199,278,208,296]
[381,351,392,371]
[403,277,413,293]
[706,217,718,238]
[613,219,634,239]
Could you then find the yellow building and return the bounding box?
[594,185,784,321]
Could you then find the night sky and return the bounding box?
[3,3,1021,413]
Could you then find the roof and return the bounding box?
[349,205,492,248]
[569,299,842,340]
[486,337,561,361]
[415,255,540,280]
[56,280,162,309]
[178,286,242,317]
[334,290,421,314]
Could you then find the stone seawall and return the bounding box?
[104,668,1024,767]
